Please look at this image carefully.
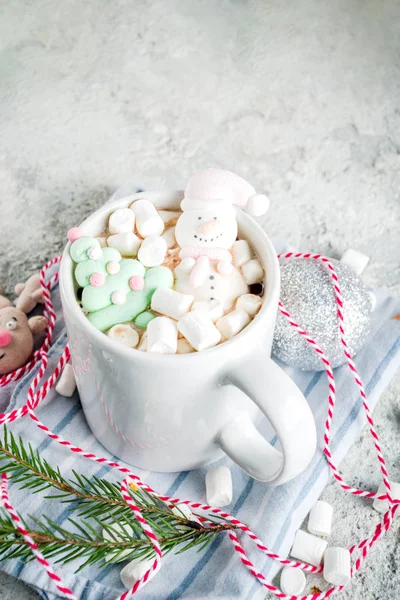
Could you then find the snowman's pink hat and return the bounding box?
[181,168,270,217]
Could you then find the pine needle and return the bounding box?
[0,425,237,572]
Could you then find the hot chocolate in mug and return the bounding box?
[60,190,317,484]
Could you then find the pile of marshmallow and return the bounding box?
[282,500,344,595]
[140,279,262,354]
[70,168,270,352]
[100,201,177,268]
[281,482,398,595]
[88,200,264,354]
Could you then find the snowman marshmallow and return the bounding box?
[175,169,269,288]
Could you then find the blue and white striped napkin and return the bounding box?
[0,250,399,600]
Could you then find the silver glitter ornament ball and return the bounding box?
[272,259,373,371]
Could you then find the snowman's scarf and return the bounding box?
[0,253,398,600]
[179,246,232,262]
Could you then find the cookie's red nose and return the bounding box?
[0,331,12,348]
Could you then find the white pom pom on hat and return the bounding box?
[181,168,270,217]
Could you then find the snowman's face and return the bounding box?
[175,209,238,249]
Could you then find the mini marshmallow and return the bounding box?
[147,317,178,354]
[120,557,155,589]
[177,338,195,354]
[236,293,262,317]
[107,324,139,348]
[107,232,141,257]
[372,480,400,514]
[217,260,234,276]
[172,503,192,519]
[232,240,253,267]
[323,547,351,586]
[280,566,306,596]
[308,500,333,537]
[241,259,264,285]
[171,503,200,526]
[138,235,167,267]
[151,288,194,320]
[103,523,134,563]
[178,312,221,351]
[158,210,181,224]
[290,530,328,567]
[340,248,370,275]
[55,365,76,397]
[130,199,164,237]
[191,299,224,322]
[206,466,232,507]
[162,227,176,248]
[108,208,135,234]
[137,331,148,351]
[175,257,196,277]
[216,309,250,340]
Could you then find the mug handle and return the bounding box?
[218,353,317,485]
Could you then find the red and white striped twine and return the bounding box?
[0,472,77,600]
[0,252,397,599]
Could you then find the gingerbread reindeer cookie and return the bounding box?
[0,285,48,376]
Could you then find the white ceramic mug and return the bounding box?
[60,191,317,484]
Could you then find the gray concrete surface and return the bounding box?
[0,0,399,598]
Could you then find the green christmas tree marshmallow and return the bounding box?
[69,235,174,331]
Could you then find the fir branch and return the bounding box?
[0,427,227,525]
[0,426,237,571]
